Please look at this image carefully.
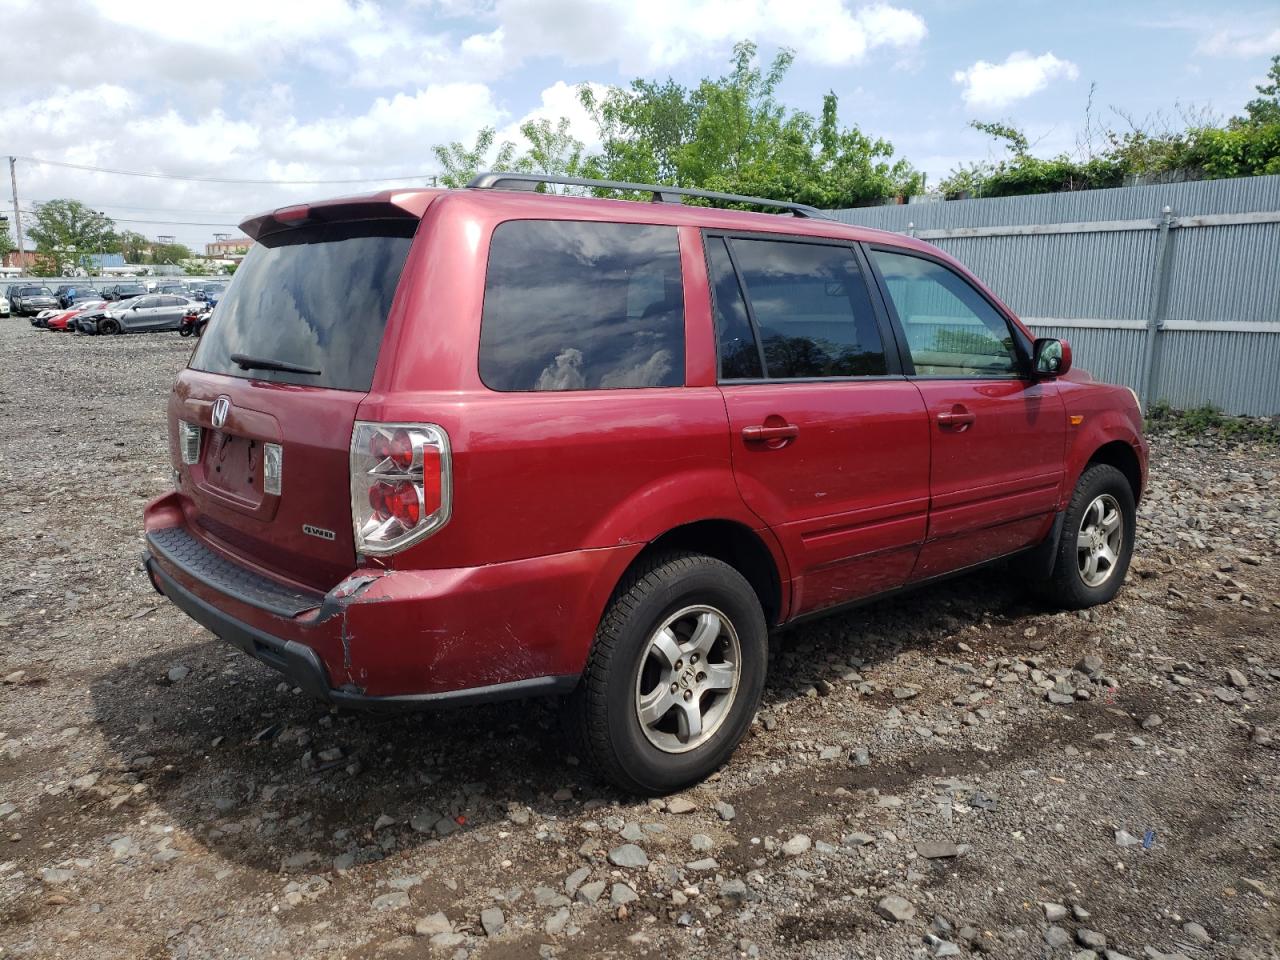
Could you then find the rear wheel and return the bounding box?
[1032,463,1136,609]
[565,552,767,795]
[179,325,192,337]
[100,318,121,335]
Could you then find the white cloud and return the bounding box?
[952,51,1079,110]
[498,81,607,153]
[1196,27,1280,59]
[492,0,926,71]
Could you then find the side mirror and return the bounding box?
[1033,338,1072,377]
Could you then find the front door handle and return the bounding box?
[936,405,976,430]
[742,423,800,443]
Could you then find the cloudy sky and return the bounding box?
[2,0,1277,250]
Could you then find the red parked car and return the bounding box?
[46,300,106,332]
[143,173,1147,793]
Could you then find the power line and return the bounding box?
[18,208,238,227]
[16,155,436,186]
[30,198,245,215]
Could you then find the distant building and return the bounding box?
[86,253,126,270]
[2,250,37,270]
[205,237,254,258]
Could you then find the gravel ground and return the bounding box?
[1,320,1277,960]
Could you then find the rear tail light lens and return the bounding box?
[350,422,451,555]
[178,420,202,465]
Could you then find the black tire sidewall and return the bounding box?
[1052,464,1137,608]
[598,560,766,794]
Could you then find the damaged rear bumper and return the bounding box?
[141,518,634,706]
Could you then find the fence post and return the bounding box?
[1139,205,1177,409]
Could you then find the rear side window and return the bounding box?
[480,220,685,391]
[727,238,887,379]
[871,250,1018,377]
[191,220,415,391]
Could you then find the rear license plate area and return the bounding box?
[204,431,264,505]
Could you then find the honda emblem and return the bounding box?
[211,396,231,429]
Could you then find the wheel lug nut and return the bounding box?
[690,654,698,664]
[683,690,693,701]
[697,672,706,682]
[674,659,683,670]
[670,682,678,693]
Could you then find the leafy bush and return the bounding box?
[941,55,1280,199]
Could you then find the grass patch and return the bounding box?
[1145,402,1280,443]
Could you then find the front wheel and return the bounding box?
[178,325,192,337]
[99,318,121,335]
[565,552,768,795]
[1032,463,1136,609]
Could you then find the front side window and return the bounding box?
[728,238,887,379]
[480,220,685,392]
[871,250,1019,377]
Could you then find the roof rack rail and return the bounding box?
[467,171,831,220]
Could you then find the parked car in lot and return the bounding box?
[10,284,58,316]
[31,307,64,327]
[55,284,102,308]
[98,294,199,334]
[142,173,1148,794]
[102,281,148,302]
[47,300,107,332]
[187,281,227,303]
[0,291,9,317]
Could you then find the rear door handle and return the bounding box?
[742,423,800,443]
[936,406,976,430]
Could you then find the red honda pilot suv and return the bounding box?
[143,172,1147,794]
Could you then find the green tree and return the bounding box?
[26,199,117,274]
[1236,54,1280,127]
[431,126,517,188]
[512,117,584,189]
[149,241,194,265]
[117,230,149,263]
[578,41,921,208]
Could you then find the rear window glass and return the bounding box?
[190,220,415,391]
[479,220,685,391]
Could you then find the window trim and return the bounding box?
[702,228,903,384]
[862,243,1033,381]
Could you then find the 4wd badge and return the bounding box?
[303,524,336,541]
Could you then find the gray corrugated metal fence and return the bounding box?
[832,175,1280,416]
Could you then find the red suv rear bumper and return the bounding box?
[143,495,640,706]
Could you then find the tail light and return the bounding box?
[350,422,451,556]
[178,420,202,464]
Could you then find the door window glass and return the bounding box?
[871,250,1019,377]
[480,220,684,391]
[706,237,763,379]
[728,238,887,378]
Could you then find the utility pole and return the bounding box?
[9,157,26,274]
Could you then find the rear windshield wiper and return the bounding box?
[229,353,322,376]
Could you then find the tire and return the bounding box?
[100,318,121,335]
[179,325,192,337]
[565,552,768,795]
[1032,463,1136,610]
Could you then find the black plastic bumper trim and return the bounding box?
[146,527,322,619]
[145,553,579,711]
